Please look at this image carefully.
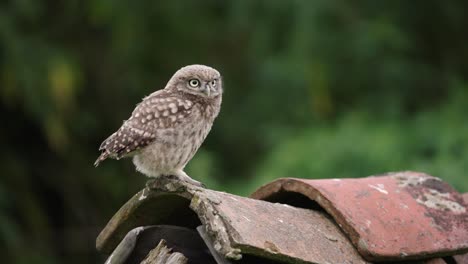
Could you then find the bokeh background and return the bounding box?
[1,1,468,263]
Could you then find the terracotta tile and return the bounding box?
[251,171,468,262]
[193,187,370,264]
[454,254,468,264]
[97,176,370,264]
[453,193,468,264]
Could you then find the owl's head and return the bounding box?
[167,64,222,98]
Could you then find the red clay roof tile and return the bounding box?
[251,171,468,262]
[453,193,468,264]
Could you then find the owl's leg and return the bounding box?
[173,170,205,188]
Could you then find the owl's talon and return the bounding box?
[173,171,206,188]
[183,178,206,188]
[156,174,205,188]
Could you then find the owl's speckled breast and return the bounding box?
[132,104,217,177]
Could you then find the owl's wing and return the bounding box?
[94,91,195,166]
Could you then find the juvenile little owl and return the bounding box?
[94,64,222,186]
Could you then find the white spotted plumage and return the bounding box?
[95,65,222,186]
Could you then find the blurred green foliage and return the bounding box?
[1,0,468,263]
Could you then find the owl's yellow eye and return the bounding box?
[211,80,217,87]
[188,79,200,88]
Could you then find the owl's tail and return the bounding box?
[94,151,110,167]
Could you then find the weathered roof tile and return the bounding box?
[97,176,369,264]
[97,172,468,263]
[453,193,468,264]
[251,171,468,262]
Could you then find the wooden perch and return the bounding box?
[141,239,187,264]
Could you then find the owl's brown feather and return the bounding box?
[95,90,195,166]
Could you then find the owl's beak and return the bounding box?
[202,83,211,96]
